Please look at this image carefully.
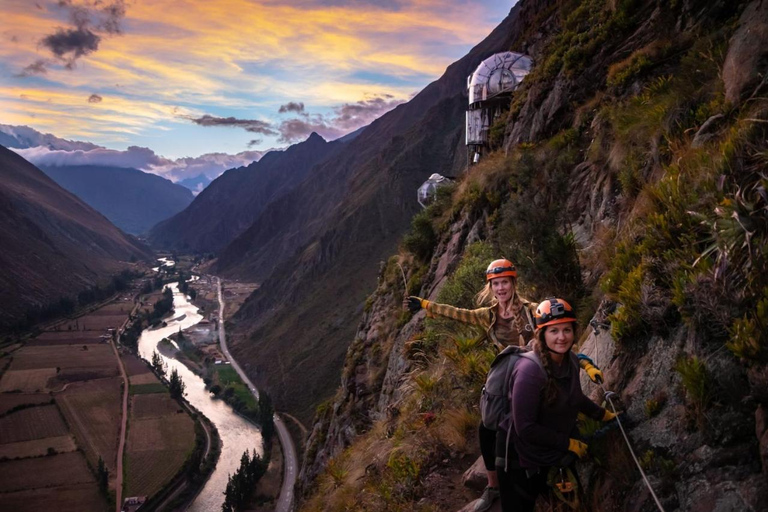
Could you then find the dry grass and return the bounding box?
[0,368,57,392]
[129,373,159,386]
[0,405,69,443]
[0,435,76,459]
[130,393,181,419]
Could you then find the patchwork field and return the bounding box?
[28,331,104,346]
[0,483,106,512]
[10,344,118,372]
[129,373,159,385]
[121,352,152,377]
[0,452,94,492]
[56,378,121,472]
[124,394,195,498]
[0,435,76,459]
[0,393,51,415]
[0,368,57,392]
[0,405,69,443]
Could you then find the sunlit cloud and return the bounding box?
[1,0,510,156]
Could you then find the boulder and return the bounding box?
[723,0,768,105]
[461,456,488,491]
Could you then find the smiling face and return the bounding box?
[543,322,575,357]
[491,276,515,303]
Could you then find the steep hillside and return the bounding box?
[148,132,339,253]
[218,5,524,426]
[297,0,768,510]
[0,146,152,330]
[40,165,194,235]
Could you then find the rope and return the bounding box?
[396,262,408,294]
[599,382,667,512]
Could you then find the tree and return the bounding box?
[97,456,109,494]
[169,368,186,399]
[151,350,166,377]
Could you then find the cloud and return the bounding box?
[42,27,101,67]
[6,123,267,184]
[186,114,278,135]
[17,60,49,77]
[33,0,127,70]
[276,94,405,143]
[278,102,305,114]
[87,93,102,103]
[247,139,262,148]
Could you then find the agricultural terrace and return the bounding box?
[28,331,104,346]
[0,393,51,415]
[0,453,105,512]
[0,404,68,443]
[122,352,159,385]
[124,392,196,498]
[56,377,122,473]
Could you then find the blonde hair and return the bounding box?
[474,277,517,306]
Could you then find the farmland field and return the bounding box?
[129,372,159,385]
[0,451,94,492]
[10,345,118,372]
[131,393,181,419]
[121,353,152,376]
[56,378,121,472]
[28,331,104,346]
[0,434,76,459]
[125,395,195,498]
[0,482,106,512]
[0,368,57,392]
[54,314,125,331]
[0,405,69,443]
[0,393,51,415]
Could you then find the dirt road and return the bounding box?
[216,277,297,512]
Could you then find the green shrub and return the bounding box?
[402,210,437,262]
[675,356,713,427]
[436,241,495,308]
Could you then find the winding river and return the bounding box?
[137,282,263,511]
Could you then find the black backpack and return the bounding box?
[480,346,544,430]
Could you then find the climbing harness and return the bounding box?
[596,377,667,512]
[547,466,579,509]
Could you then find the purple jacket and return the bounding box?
[508,351,605,468]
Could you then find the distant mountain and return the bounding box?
[40,165,194,235]
[0,146,152,330]
[148,132,341,254]
[214,8,522,423]
[177,173,212,194]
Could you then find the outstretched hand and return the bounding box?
[405,296,422,314]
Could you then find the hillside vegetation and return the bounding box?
[298,0,768,510]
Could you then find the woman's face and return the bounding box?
[543,322,575,355]
[491,277,515,302]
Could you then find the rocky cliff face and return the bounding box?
[297,1,768,510]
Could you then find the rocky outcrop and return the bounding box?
[723,0,768,105]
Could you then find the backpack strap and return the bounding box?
[519,351,546,378]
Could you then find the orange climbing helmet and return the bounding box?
[485,258,517,281]
[534,298,577,328]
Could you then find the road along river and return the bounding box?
[137,283,263,511]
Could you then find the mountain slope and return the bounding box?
[0,146,152,329]
[217,5,524,424]
[40,165,194,235]
[147,132,339,254]
[296,0,768,510]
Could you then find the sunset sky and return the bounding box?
[1,0,511,164]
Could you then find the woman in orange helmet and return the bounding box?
[405,258,536,512]
[495,298,615,512]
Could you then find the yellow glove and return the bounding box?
[602,409,617,422]
[568,438,588,458]
[577,354,604,383]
